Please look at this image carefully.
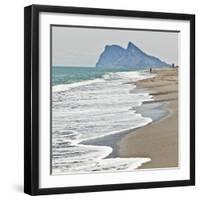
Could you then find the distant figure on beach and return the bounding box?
[149,68,152,73]
[172,63,175,68]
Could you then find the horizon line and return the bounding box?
[52,65,96,68]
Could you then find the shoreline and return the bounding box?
[82,100,167,159]
[82,68,169,158]
[119,67,178,169]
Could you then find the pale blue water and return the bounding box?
[52,66,142,86]
[51,66,155,174]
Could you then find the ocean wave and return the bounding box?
[53,78,105,93]
[53,70,155,93]
[103,71,155,81]
[52,70,154,174]
[52,142,151,174]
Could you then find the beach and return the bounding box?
[52,67,157,174]
[52,66,179,174]
[119,68,179,169]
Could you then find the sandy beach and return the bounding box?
[119,68,179,169]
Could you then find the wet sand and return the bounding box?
[119,68,179,169]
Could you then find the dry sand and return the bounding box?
[119,68,179,169]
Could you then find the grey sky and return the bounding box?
[52,26,179,67]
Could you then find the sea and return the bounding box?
[52,66,155,174]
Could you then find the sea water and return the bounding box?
[52,67,155,174]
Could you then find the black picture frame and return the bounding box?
[24,4,195,196]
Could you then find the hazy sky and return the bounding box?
[52,26,179,67]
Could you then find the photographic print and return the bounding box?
[51,26,179,174]
[24,5,195,195]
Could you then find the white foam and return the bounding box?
[52,142,151,174]
[103,71,155,82]
[52,70,154,174]
[53,78,105,93]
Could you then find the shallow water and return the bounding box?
[52,67,155,174]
